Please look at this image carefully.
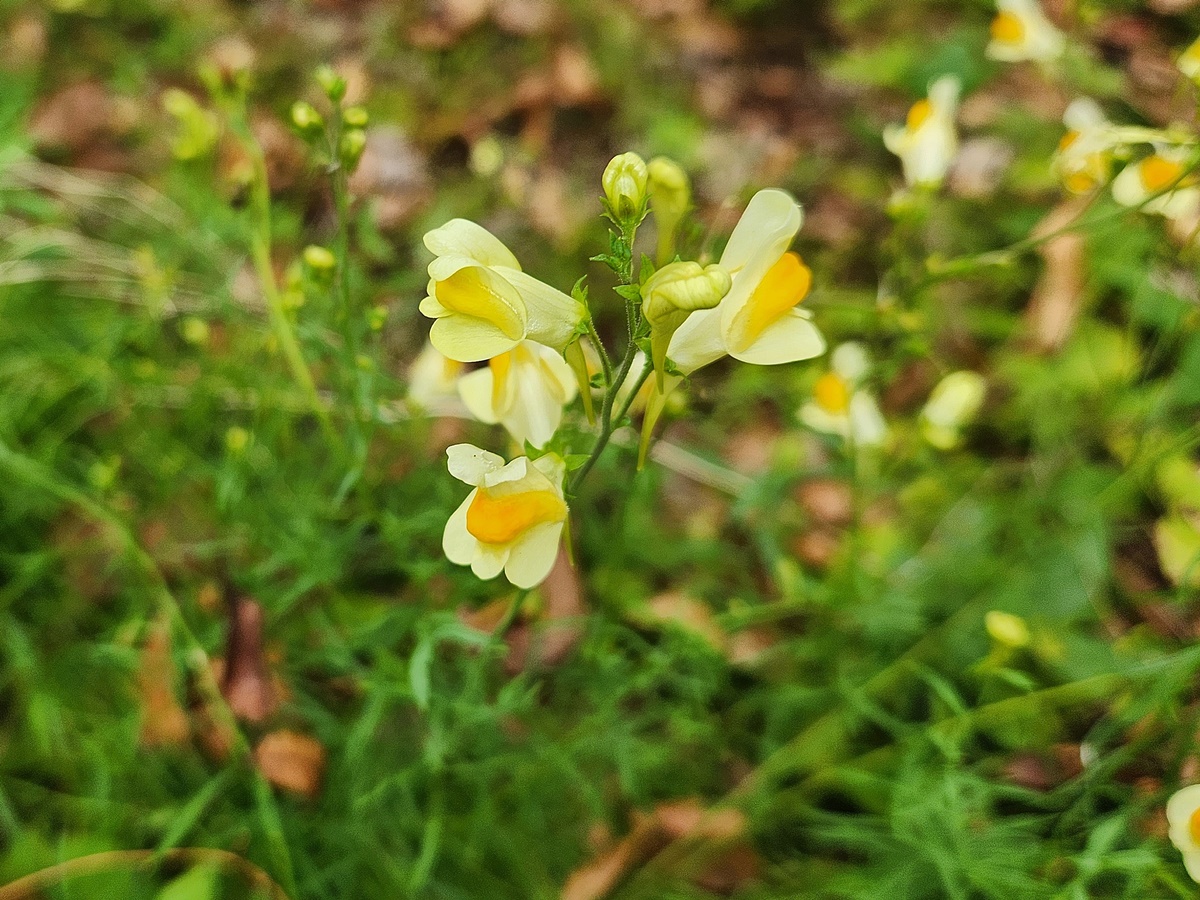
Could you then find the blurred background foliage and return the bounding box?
[3,0,1200,897]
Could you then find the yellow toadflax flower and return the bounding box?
[920,370,986,450]
[986,0,1064,63]
[1055,99,1113,195]
[798,343,888,447]
[667,189,825,375]
[456,340,578,450]
[883,76,961,188]
[1180,35,1200,83]
[1167,784,1200,882]
[442,443,568,589]
[1112,146,1200,224]
[420,219,586,362]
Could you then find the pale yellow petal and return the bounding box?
[504,521,565,588]
[424,218,521,269]
[667,307,727,375]
[446,444,504,485]
[443,492,480,565]
[457,367,501,425]
[728,309,826,366]
[495,268,585,352]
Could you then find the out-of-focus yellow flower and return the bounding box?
[1180,35,1200,82]
[641,261,731,388]
[985,611,1030,648]
[987,0,1064,63]
[1112,146,1200,224]
[408,342,465,410]
[420,219,586,362]
[442,443,568,589]
[1055,99,1113,195]
[602,152,649,222]
[1167,784,1200,883]
[457,340,578,449]
[799,342,888,447]
[883,76,960,188]
[920,370,986,450]
[667,189,824,375]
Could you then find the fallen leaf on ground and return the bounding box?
[137,619,190,748]
[256,730,326,797]
[221,596,279,724]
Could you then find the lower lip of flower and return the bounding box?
[466,488,567,545]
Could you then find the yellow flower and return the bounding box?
[920,370,986,450]
[883,76,960,188]
[667,189,825,374]
[987,0,1064,63]
[420,219,586,362]
[1180,35,1200,82]
[799,342,888,447]
[442,443,568,588]
[407,342,465,411]
[1112,146,1200,224]
[1168,784,1200,882]
[1055,99,1113,195]
[641,261,731,388]
[457,340,578,449]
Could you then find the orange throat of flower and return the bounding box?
[466,487,567,546]
[1140,155,1186,194]
[1189,806,1200,847]
[906,99,933,132]
[990,10,1026,46]
[729,252,812,353]
[814,372,851,416]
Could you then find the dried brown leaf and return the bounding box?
[1024,198,1088,353]
[255,730,326,798]
[137,620,190,748]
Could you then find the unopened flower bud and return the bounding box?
[225,426,251,455]
[647,156,690,263]
[985,611,1029,649]
[641,261,731,388]
[602,152,649,223]
[290,101,324,136]
[920,370,986,450]
[339,128,367,170]
[314,65,346,103]
[343,106,368,128]
[303,245,337,273]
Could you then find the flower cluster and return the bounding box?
[417,155,828,588]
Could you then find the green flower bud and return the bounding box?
[343,106,369,128]
[225,426,251,455]
[314,65,347,103]
[640,261,731,388]
[647,156,690,263]
[602,152,649,223]
[339,128,367,170]
[919,370,986,450]
[303,244,337,273]
[180,316,210,346]
[290,101,324,137]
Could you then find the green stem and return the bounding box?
[612,356,653,427]
[568,342,638,497]
[238,116,337,448]
[586,316,613,390]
